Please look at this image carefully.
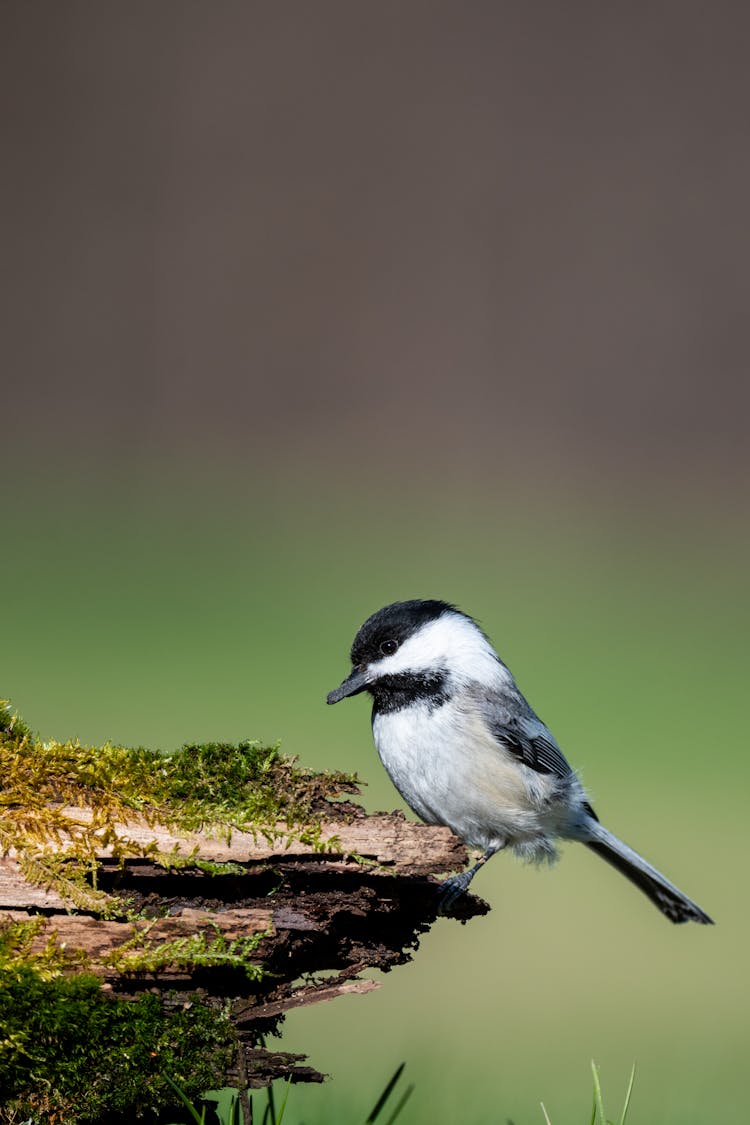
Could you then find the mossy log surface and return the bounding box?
[0,703,488,1106]
[2,811,487,1087]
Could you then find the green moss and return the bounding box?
[0,699,33,745]
[155,849,248,877]
[0,915,88,979]
[0,703,361,1117]
[0,920,236,1123]
[0,700,359,914]
[103,922,267,980]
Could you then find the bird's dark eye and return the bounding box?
[379,639,398,656]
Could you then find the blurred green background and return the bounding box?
[2,4,749,1121]
[4,466,747,1123]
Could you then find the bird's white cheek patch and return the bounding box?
[369,613,510,686]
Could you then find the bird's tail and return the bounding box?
[584,822,713,925]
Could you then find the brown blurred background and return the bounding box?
[2,1,748,498]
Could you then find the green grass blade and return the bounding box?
[201,1088,242,1125]
[164,1075,206,1125]
[366,1062,406,1122]
[591,1061,606,1125]
[619,1063,636,1125]
[384,1081,415,1125]
[540,1102,553,1125]
[275,1077,293,1124]
[263,1081,277,1125]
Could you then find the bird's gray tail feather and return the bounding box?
[584,823,713,925]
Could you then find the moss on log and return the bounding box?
[0,701,488,1123]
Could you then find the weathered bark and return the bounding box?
[0,808,469,911]
[2,806,488,1087]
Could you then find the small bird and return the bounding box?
[326,599,712,924]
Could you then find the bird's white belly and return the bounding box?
[372,703,564,851]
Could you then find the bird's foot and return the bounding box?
[437,870,476,914]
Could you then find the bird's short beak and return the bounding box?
[326,665,371,704]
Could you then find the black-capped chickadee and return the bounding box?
[327,599,712,924]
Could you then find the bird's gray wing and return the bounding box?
[491,714,574,780]
[473,688,574,780]
[479,695,599,819]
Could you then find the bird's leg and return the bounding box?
[437,843,503,912]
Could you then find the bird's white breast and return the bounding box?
[372,700,564,852]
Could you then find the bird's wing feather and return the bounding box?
[475,690,599,818]
[475,691,573,780]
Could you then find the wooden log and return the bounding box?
[1,806,489,1086]
[0,809,468,911]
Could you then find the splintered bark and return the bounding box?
[1,805,488,1086]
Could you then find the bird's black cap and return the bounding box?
[326,599,460,705]
[349,599,459,667]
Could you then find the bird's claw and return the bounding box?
[437,871,474,914]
